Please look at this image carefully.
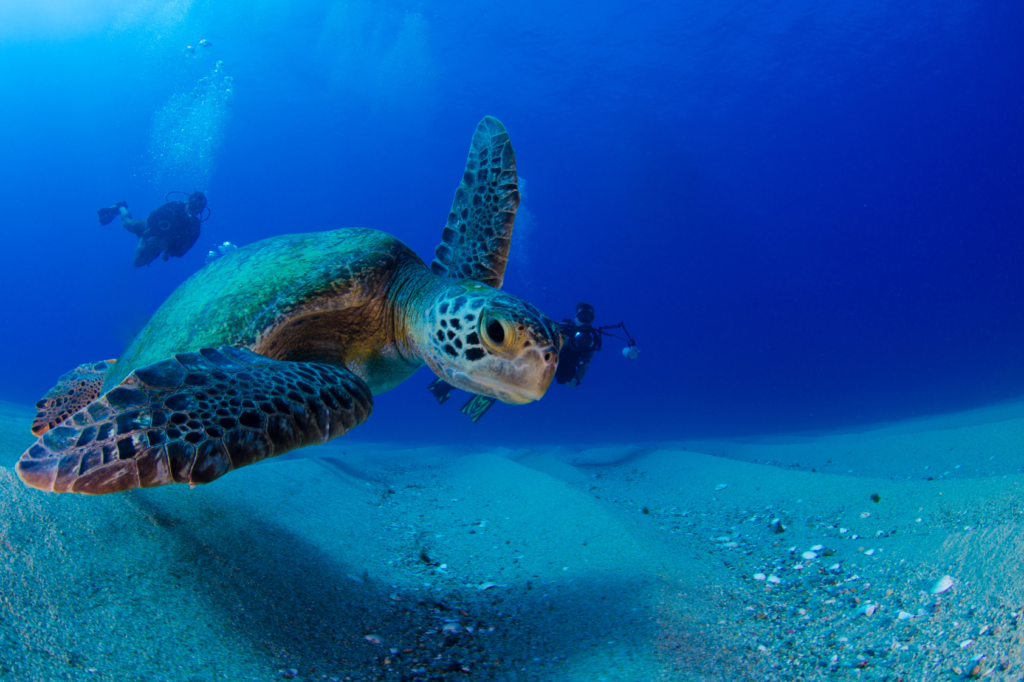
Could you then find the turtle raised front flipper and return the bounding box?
[16,347,372,495]
[31,360,117,436]
[431,116,520,289]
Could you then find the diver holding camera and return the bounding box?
[428,301,639,422]
[97,191,210,267]
[554,301,642,387]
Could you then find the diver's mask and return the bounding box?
[187,191,208,218]
[575,302,595,325]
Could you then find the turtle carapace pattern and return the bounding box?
[17,116,563,496]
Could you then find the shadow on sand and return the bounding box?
[121,473,751,682]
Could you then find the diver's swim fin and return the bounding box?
[427,378,455,405]
[96,206,120,225]
[460,394,497,423]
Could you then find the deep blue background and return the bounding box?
[1,0,1022,444]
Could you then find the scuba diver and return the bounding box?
[427,301,639,422]
[555,301,600,387]
[97,191,209,267]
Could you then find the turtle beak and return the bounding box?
[450,340,558,405]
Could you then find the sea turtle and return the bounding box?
[16,117,562,496]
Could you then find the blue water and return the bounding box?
[1,0,1022,445]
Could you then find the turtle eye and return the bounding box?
[486,320,505,345]
[480,315,513,351]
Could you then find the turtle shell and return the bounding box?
[103,228,423,392]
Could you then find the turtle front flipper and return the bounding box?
[431,116,520,289]
[15,347,372,495]
[31,360,117,436]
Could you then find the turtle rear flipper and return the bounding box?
[16,347,372,495]
[32,360,117,436]
[431,116,520,289]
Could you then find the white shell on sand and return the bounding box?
[715,483,728,491]
[931,575,955,594]
[754,573,766,580]
[767,575,781,584]
[801,551,817,560]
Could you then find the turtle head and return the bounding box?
[418,281,562,405]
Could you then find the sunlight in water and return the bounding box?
[0,0,193,38]
[317,2,435,113]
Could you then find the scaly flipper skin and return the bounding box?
[31,360,117,436]
[16,347,372,495]
[431,116,520,289]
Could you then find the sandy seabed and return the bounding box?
[2,399,1024,682]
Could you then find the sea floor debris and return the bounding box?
[3,413,1024,680]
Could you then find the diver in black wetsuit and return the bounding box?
[97,191,209,267]
[554,302,601,387]
[427,301,639,422]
